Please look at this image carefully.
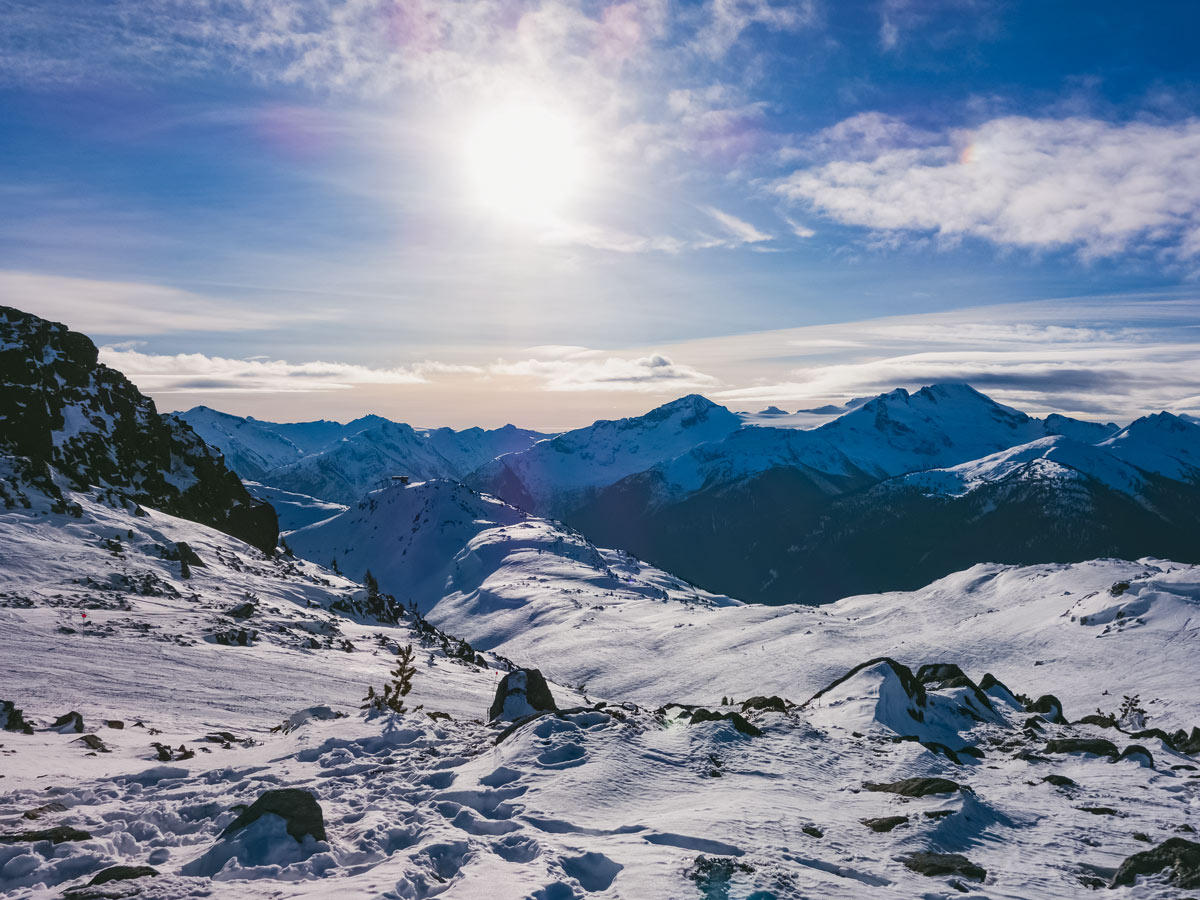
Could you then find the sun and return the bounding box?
[462,101,587,225]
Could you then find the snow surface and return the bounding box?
[3,481,1199,899]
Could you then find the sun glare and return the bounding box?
[463,101,586,225]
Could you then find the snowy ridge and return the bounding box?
[178,407,548,507]
[468,394,743,513]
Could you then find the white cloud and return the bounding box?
[491,351,719,392]
[693,0,817,59]
[0,270,303,335]
[702,206,772,244]
[776,116,1200,260]
[783,216,815,238]
[98,347,456,393]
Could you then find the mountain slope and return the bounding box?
[0,307,277,553]
[177,406,306,479]
[562,388,1188,604]
[3,472,1199,898]
[469,394,743,514]
[179,407,548,506]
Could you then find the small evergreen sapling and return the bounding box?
[362,645,417,714]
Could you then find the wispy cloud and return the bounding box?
[690,296,1200,420]
[97,348,467,393]
[702,206,772,244]
[491,351,719,392]
[776,115,1200,261]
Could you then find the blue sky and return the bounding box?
[2,0,1199,427]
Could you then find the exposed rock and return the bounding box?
[901,851,986,882]
[1042,774,1076,788]
[865,777,961,797]
[802,824,824,838]
[1028,694,1067,724]
[0,825,92,844]
[1,699,33,734]
[807,656,926,708]
[105,720,124,729]
[740,695,789,714]
[1079,806,1119,816]
[22,801,67,820]
[687,708,763,737]
[88,865,160,886]
[210,627,258,646]
[1044,738,1119,760]
[74,734,109,752]
[862,815,908,832]
[0,305,278,553]
[226,602,256,620]
[489,668,558,722]
[221,788,326,843]
[1110,837,1200,889]
[51,711,84,733]
[1116,744,1154,768]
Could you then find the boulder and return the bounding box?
[0,825,92,844]
[864,777,961,797]
[740,695,789,714]
[1111,837,1200,889]
[1,699,33,734]
[51,711,84,733]
[221,788,326,844]
[489,668,557,722]
[88,865,159,886]
[1028,695,1067,724]
[688,708,763,737]
[1044,738,1119,760]
[1116,744,1155,768]
[902,851,986,882]
[862,815,908,832]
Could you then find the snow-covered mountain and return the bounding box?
[0,307,277,553]
[3,308,1199,898]
[179,407,548,510]
[559,388,1194,604]
[468,394,743,515]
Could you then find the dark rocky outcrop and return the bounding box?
[862,815,908,832]
[221,788,326,843]
[902,851,986,881]
[865,777,961,797]
[51,711,84,733]
[1028,695,1067,724]
[0,306,277,553]
[1,699,33,734]
[87,865,159,886]
[807,657,926,708]
[1044,738,1120,760]
[687,708,763,737]
[1111,837,1200,889]
[489,668,557,722]
[0,825,92,844]
[740,695,790,714]
[1116,744,1155,767]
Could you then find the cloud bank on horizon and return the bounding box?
[1,0,1198,425]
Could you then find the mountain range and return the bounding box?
[184,381,1199,604]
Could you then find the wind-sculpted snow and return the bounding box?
[2,481,1200,897]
